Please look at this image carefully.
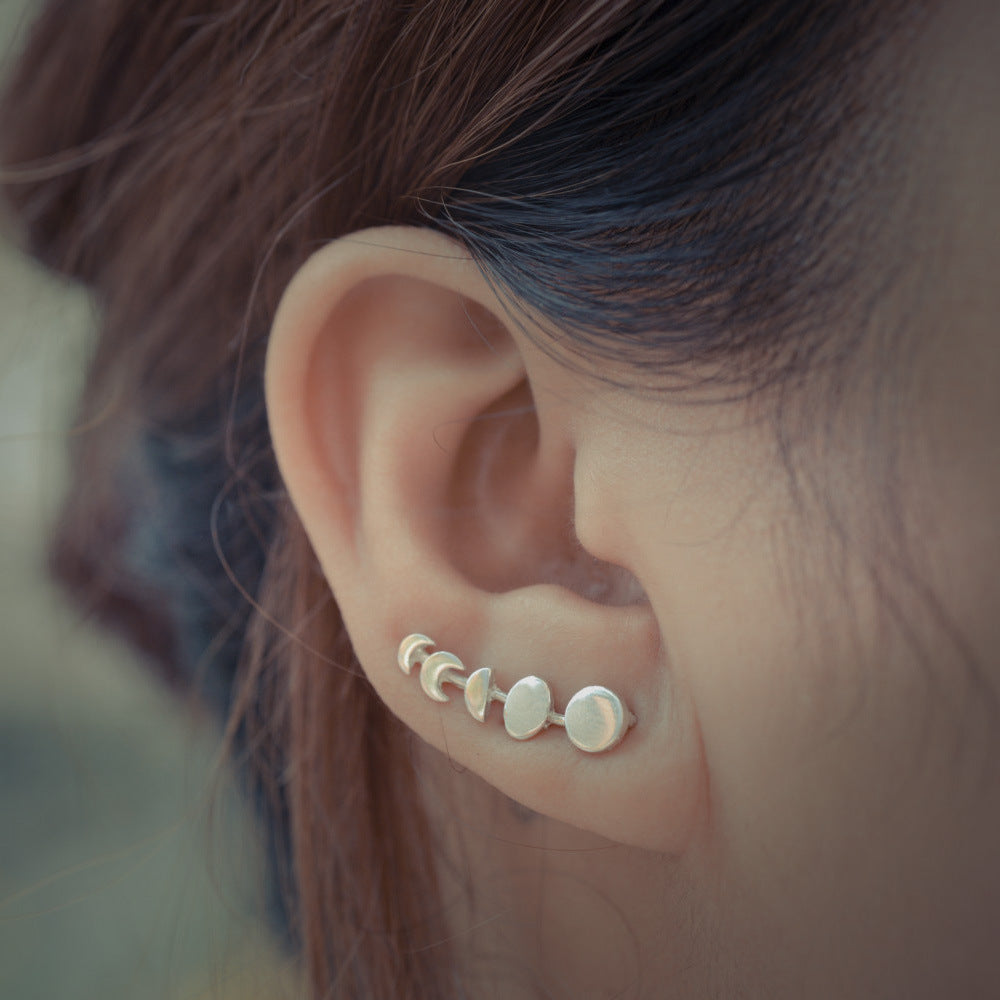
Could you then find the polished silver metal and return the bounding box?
[419,650,467,703]
[395,633,636,753]
[398,633,434,675]
[563,685,630,753]
[503,675,553,740]
[463,666,499,722]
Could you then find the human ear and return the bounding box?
[264,226,704,851]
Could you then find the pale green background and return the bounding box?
[0,3,288,997]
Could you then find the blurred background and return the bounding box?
[0,3,292,996]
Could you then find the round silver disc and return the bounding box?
[503,676,553,740]
[563,685,628,753]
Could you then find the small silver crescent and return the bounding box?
[419,651,467,703]
[397,633,434,675]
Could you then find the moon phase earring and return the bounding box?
[397,633,636,754]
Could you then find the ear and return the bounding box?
[265,226,703,851]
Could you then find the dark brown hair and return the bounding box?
[0,2,918,997]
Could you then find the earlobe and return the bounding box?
[265,226,705,851]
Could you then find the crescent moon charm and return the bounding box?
[419,651,468,703]
[397,633,435,675]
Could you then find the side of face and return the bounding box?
[263,2,1000,993]
[596,4,1000,987]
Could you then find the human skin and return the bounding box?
[265,2,1000,996]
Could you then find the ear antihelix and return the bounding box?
[396,633,637,754]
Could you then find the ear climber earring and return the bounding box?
[397,634,636,754]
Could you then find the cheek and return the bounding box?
[608,394,1000,987]
[616,417,834,748]
[612,412,935,870]
[633,450,823,817]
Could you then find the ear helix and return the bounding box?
[397,633,637,754]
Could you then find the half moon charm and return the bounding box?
[419,651,468,703]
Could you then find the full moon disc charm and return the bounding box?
[503,675,553,740]
[564,685,629,753]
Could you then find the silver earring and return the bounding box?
[397,633,636,754]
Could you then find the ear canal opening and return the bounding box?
[442,375,648,607]
[536,542,649,607]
